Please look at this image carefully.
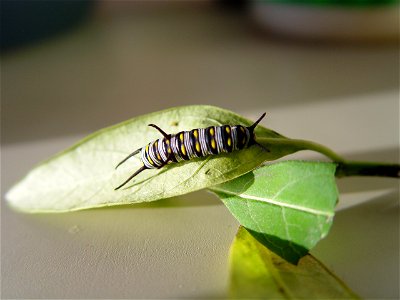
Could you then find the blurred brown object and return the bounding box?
[251,3,399,42]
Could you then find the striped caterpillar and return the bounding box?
[115,113,267,190]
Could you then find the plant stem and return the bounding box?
[335,161,400,178]
[257,137,400,178]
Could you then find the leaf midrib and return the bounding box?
[211,187,334,217]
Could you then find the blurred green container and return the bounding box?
[251,0,399,41]
[1,0,95,51]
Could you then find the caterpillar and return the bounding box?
[115,112,267,190]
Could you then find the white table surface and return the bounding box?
[2,3,399,299]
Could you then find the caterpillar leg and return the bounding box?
[115,148,141,169]
[148,124,171,139]
[114,165,148,190]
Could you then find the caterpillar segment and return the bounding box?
[115,112,266,190]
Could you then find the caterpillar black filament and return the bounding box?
[115,112,267,190]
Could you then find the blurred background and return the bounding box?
[2,0,398,144]
[1,0,399,299]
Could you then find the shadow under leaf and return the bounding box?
[245,228,308,265]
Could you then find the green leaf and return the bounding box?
[229,226,360,299]
[211,161,338,263]
[6,105,303,213]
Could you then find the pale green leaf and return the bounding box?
[211,161,338,263]
[229,226,360,299]
[6,105,303,213]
